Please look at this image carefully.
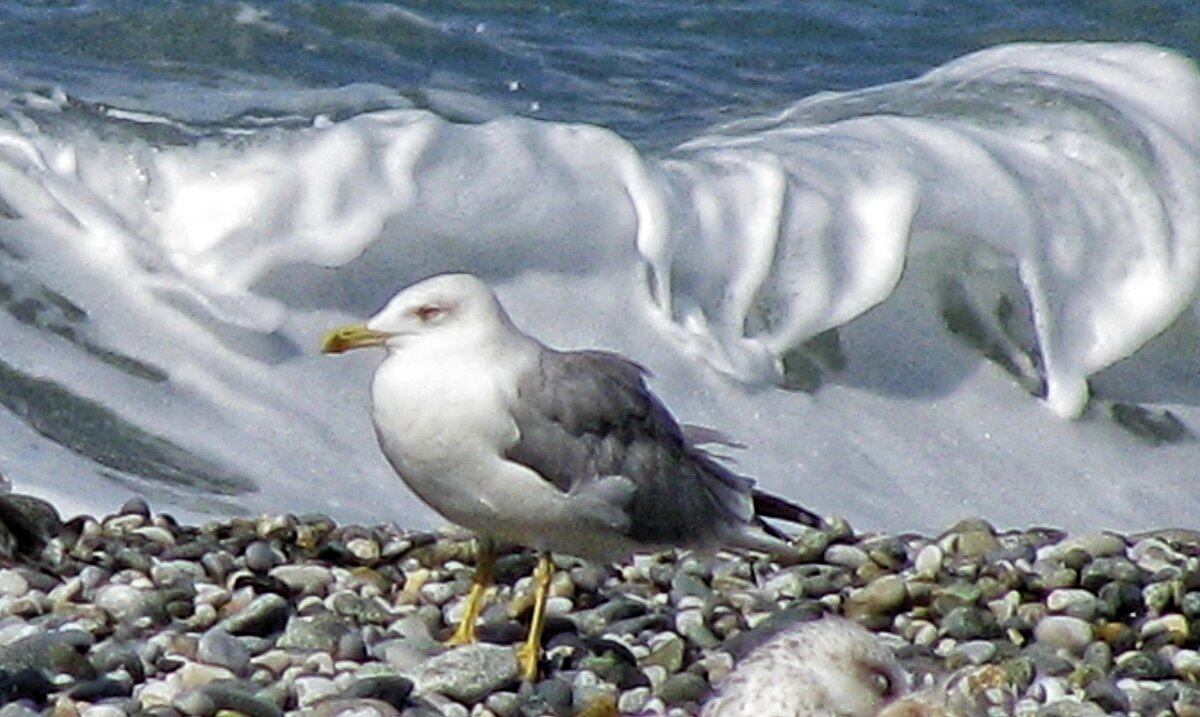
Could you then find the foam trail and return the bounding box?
[140,43,1200,418]
[646,43,1200,417]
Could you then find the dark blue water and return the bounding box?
[1,1,1195,148]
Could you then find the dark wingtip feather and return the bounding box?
[752,489,824,529]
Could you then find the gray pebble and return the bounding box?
[618,686,652,714]
[823,544,871,569]
[1045,588,1100,620]
[844,574,907,618]
[1034,615,1094,653]
[1115,650,1173,679]
[343,675,415,709]
[644,632,686,672]
[269,564,334,594]
[484,691,522,717]
[243,540,282,572]
[196,627,250,674]
[941,605,1000,640]
[656,671,709,706]
[220,592,290,636]
[411,643,519,703]
[953,639,997,665]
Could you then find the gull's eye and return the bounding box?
[414,304,447,322]
[868,667,896,696]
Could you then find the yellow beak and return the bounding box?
[321,323,393,354]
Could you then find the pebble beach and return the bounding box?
[2,487,1199,717]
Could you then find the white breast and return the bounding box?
[370,340,522,524]
[369,337,638,558]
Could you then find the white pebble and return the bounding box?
[643,664,668,691]
[133,526,177,545]
[824,544,871,569]
[81,706,127,717]
[987,590,1020,621]
[1129,538,1182,573]
[1173,649,1200,679]
[1036,532,1125,561]
[78,565,108,589]
[95,584,146,621]
[1142,613,1189,643]
[1030,675,1068,703]
[1034,615,1093,654]
[293,675,340,707]
[1046,588,1099,617]
[47,576,83,604]
[954,640,998,665]
[136,676,180,708]
[185,603,218,631]
[0,569,29,597]
[546,596,574,616]
[177,661,236,688]
[418,580,458,606]
[619,686,652,714]
[914,544,944,579]
[346,538,380,562]
[104,513,146,536]
[913,621,939,647]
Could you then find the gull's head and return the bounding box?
[321,273,511,355]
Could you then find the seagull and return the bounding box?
[702,617,910,717]
[321,273,822,680]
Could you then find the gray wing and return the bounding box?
[505,348,759,545]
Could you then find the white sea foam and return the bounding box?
[0,42,1197,532]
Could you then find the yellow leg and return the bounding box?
[446,538,496,646]
[516,551,554,682]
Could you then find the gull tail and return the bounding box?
[752,489,824,533]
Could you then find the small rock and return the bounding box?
[269,564,334,594]
[1173,649,1200,680]
[1082,677,1131,714]
[347,537,381,563]
[843,574,907,619]
[484,691,522,717]
[643,633,686,673]
[197,627,250,674]
[941,606,1000,640]
[1141,613,1189,644]
[823,544,871,569]
[953,639,998,665]
[243,541,282,572]
[618,686,651,714]
[914,545,944,579]
[344,675,415,710]
[1046,588,1100,620]
[293,675,340,707]
[1115,650,1173,679]
[410,643,519,703]
[220,593,290,637]
[1038,533,1126,562]
[1034,615,1093,654]
[656,672,709,707]
[531,675,573,716]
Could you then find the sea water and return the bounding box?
[0,1,1198,534]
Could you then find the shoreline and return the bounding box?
[2,490,1199,716]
